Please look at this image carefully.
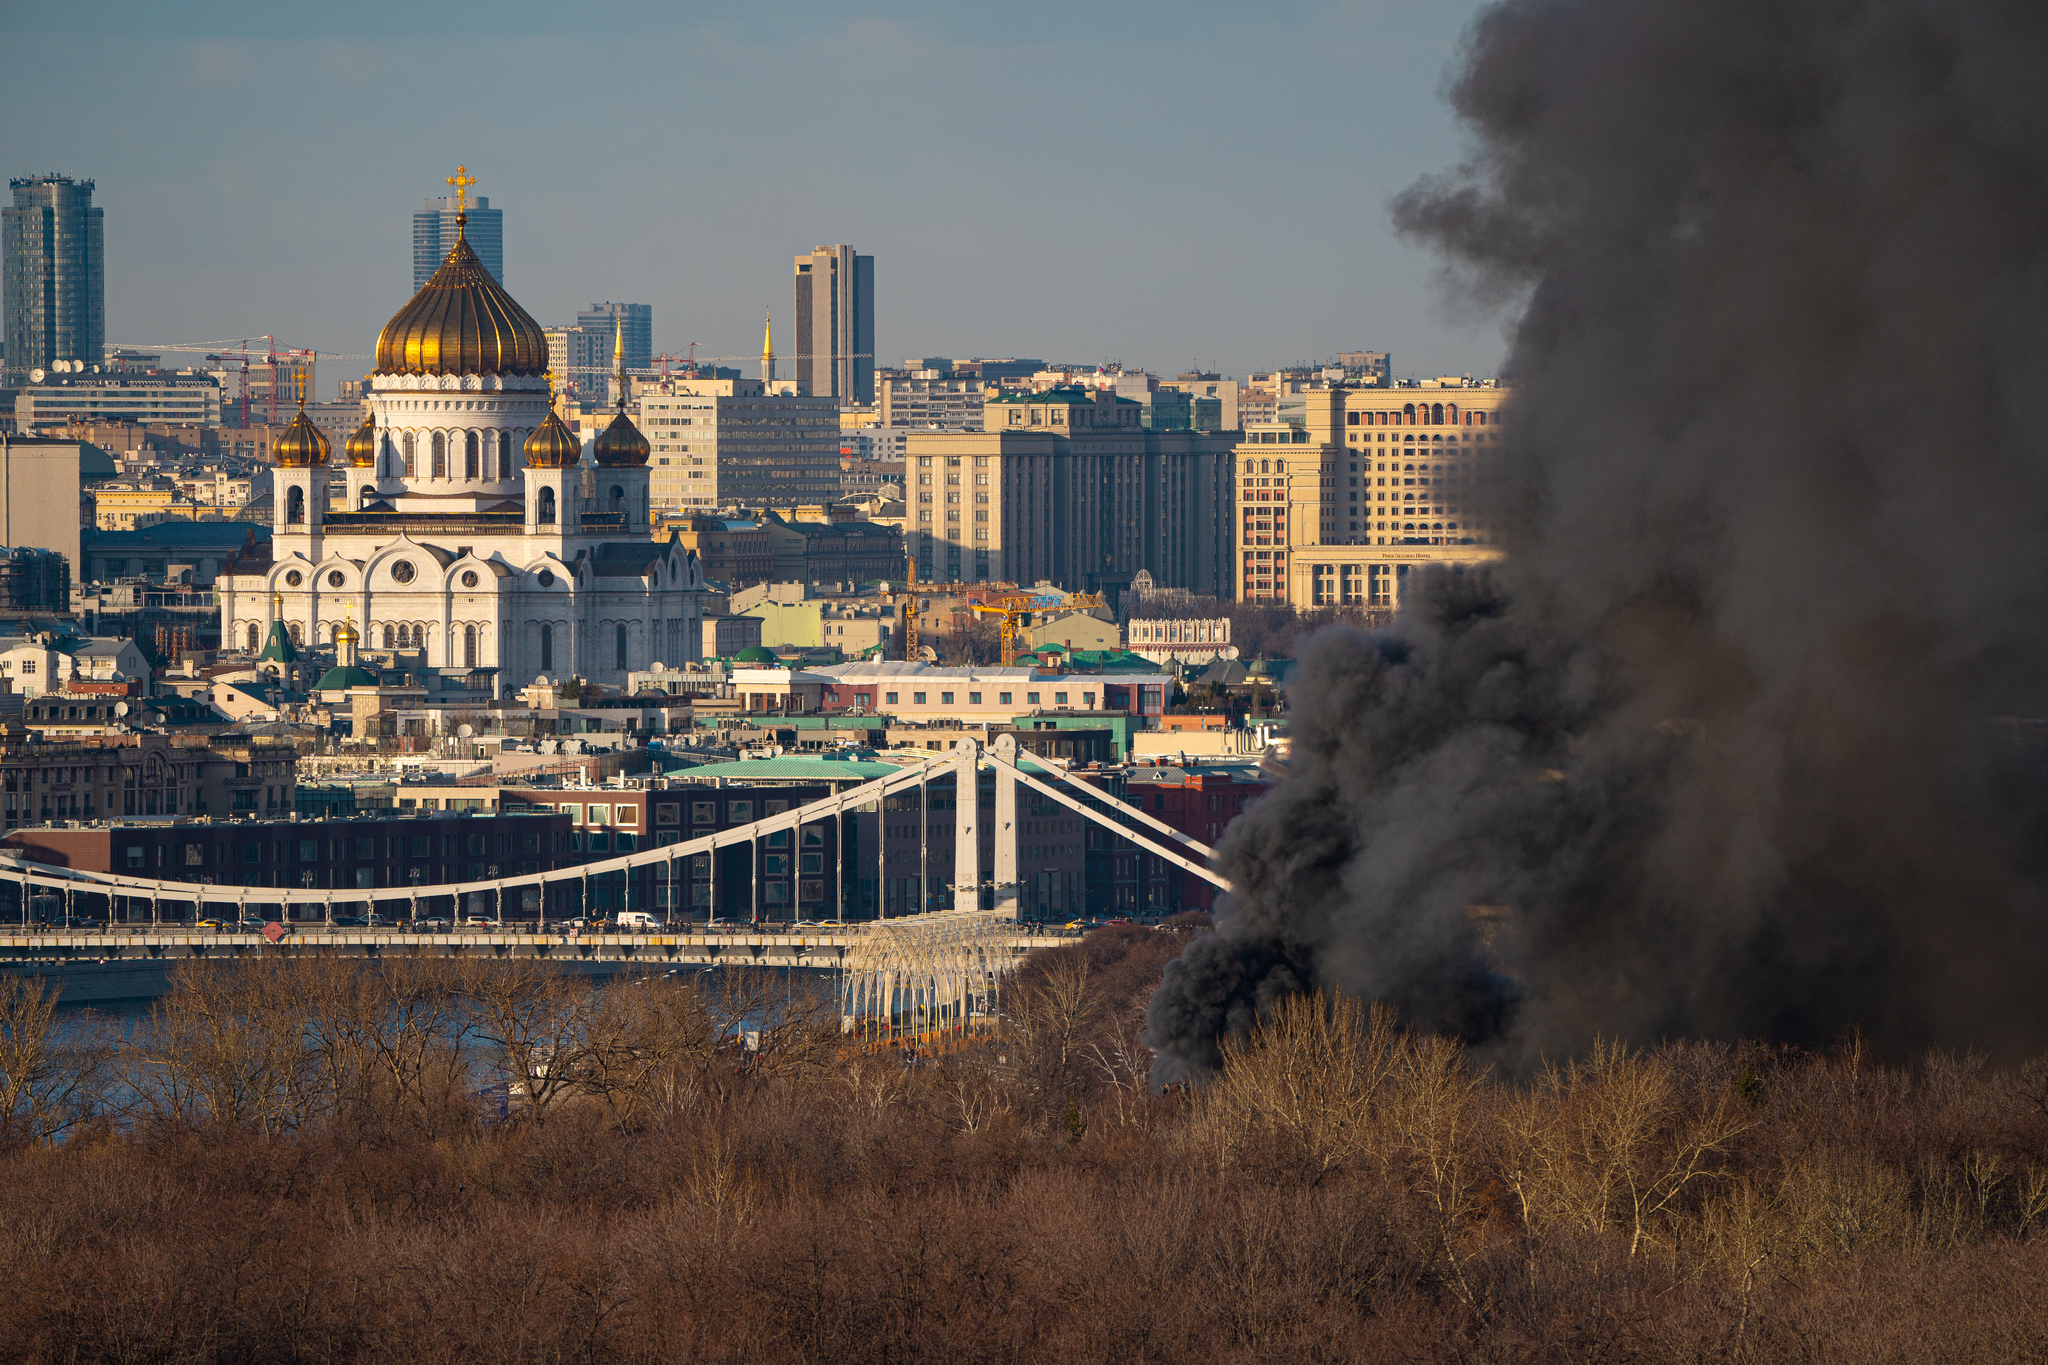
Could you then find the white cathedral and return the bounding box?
[221,199,705,695]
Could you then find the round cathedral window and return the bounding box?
[391,561,416,584]
[461,570,479,588]
[327,571,345,588]
[537,569,555,587]
[284,570,303,587]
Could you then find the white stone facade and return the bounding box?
[222,370,704,694]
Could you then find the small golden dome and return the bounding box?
[272,408,330,468]
[524,405,582,469]
[334,619,359,644]
[344,412,378,468]
[592,409,650,467]
[373,218,548,377]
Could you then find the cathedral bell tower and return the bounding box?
[589,315,653,529]
[270,381,329,539]
[524,375,584,535]
[342,409,380,509]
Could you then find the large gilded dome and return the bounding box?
[374,218,548,377]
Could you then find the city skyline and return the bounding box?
[0,0,1511,391]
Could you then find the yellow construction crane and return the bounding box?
[901,561,920,662]
[970,602,1025,667]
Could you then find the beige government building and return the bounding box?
[1236,382,1508,609]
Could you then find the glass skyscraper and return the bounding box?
[3,176,103,384]
[577,302,653,374]
[413,195,503,291]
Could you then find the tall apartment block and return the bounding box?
[578,302,652,374]
[1239,382,1509,609]
[413,195,502,290]
[3,176,103,385]
[903,388,1239,596]
[793,245,874,405]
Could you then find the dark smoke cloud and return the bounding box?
[1149,0,2048,1080]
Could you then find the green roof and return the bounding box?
[256,618,296,664]
[734,645,778,663]
[315,665,379,691]
[707,756,907,780]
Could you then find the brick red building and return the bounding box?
[1123,764,1270,912]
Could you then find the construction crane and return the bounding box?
[203,342,254,428]
[900,561,920,663]
[970,595,1040,668]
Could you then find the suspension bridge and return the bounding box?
[0,737,1233,1026]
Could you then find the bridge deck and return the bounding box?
[0,926,1077,968]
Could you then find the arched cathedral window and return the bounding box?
[432,432,446,479]
[402,432,416,477]
[538,486,556,524]
[465,431,479,480]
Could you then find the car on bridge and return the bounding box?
[195,918,230,931]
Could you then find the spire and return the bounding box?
[762,309,775,384]
[613,312,627,412]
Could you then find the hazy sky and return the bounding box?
[2,0,1508,397]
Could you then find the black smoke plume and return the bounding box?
[1148,0,2048,1079]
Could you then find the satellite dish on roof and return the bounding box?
[650,661,664,672]
[114,702,129,717]
[457,724,474,738]
[28,368,44,383]
[147,711,165,725]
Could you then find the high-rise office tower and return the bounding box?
[3,176,104,385]
[793,244,874,405]
[413,194,503,290]
[577,302,651,373]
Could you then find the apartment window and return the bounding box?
[998,692,1012,705]
[729,801,753,821]
[968,692,981,704]
[1081,693,1094,708]
[1026,692,1040,705]
[940,692,954,705]
[1054,692,1068,705]
[617,806,638,826]
[691,801,715,824]
[884,691,898,704]
[912,692,927,704]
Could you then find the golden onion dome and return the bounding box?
[373,217,548,377]
[343,412,378,468]
[592,408,651,467]
[272,407,330,468]
[524,405,583,469]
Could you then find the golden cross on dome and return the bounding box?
[446,165,479,213]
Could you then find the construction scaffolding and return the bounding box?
[841,906,1017,1053]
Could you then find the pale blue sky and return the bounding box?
[1,0,1507,396]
